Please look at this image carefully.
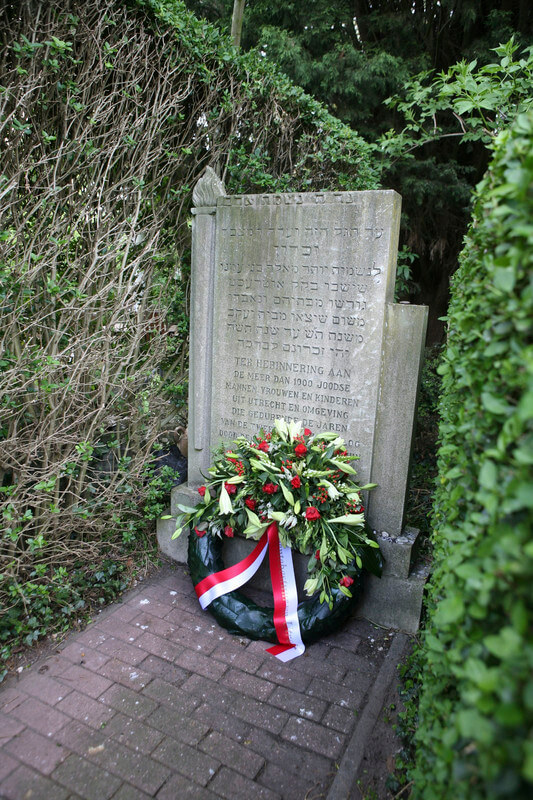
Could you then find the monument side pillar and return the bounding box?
[157,168,225,563]
[188,167,226,485]
[367,301,428,536]
[357,301,429,632]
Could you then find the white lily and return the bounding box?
[328,513,365,525]
[218,483,233,515]
[268,510,298,529]
[287,419,303,442]
[319,479,342,500]
[171,524,184,540]
[329,458,357,475]
[273,417,289,441]
[346,492,361,502]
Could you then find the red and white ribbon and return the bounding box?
[194,533,269,609]
[194,522,305,661]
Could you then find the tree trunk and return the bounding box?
[231,0,246,48]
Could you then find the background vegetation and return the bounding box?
[185,0,532,338]
[0,0,377,677]
[403,111,533,799]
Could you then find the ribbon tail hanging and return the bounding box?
[265,523,306,662]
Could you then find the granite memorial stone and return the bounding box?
[158,168,429,632]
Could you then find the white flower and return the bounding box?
[273,418,289,441]
[287,420,303,442]
[319,479,342,500]
[218,484,233,515]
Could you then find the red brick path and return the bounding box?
[0,562,402,799]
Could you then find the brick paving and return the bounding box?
[0,562,404,799]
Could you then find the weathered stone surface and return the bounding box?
[192,166,226,209]
[158,182,429,631]
[156,486,199,563]
[188,170,226,485]
[355,559,430,633]
[156,516,186,563]
[375,527,421,580]
[205,190,402,490]
[367,302,428,536]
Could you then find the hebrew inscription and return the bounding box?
[209,191,400,484]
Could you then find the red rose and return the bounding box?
[263,482,278,495]
[198,486,206,497]
[305,506,321,521]
[340,575,354,588]
[258,441,269,452]
[294,443,307,458]
[304,428,312,436]
[224,482,237,495]
[291,475,301,489]
[245,497,256,510]
[195,527,206,538]
[224,525,234,538]
[315,549,320,560]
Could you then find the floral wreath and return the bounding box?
[173,419,382,656]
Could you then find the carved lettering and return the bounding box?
[210,190,398,486]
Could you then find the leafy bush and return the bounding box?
[382,39,533,153]
[0,0,377,675]
[408,112,533,798]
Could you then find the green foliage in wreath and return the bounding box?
[173,418,381,607]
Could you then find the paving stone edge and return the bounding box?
[326,632,409,800]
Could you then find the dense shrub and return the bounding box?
[0,0,377,675]
[409,112,533,798]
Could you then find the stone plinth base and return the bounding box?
[354,561,429,633]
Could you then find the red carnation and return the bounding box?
[195,527,206,538]
[263,482,278,495]
[198,486,206,497]
[340,575,354,588]
[305,506,321,521]
[304,428,312,436]
[291,475,301,489]
[245,497,256,510]
[294,443,307,458]
[258,440,269,452]
[224,482,237,495]
[224,525,234,538]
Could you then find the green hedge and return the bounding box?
[410,112,533,798]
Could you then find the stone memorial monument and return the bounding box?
[158,168,429,632]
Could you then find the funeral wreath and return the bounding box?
[172,419,382,648]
